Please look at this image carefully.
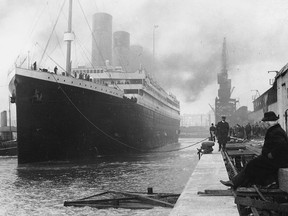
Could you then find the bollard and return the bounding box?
[147,187,153,194]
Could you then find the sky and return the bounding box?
[1,0,288,119]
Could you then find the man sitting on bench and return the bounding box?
[220,111,288,189]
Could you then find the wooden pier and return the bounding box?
[169,151,238,216]
[169,139,288,215]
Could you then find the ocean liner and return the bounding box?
[8,0,180,164]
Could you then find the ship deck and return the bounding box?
[169,151,238,216]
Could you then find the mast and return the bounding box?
[215,37,237,124]
[221,37,227,75]
[8,96,12,140]
[64,0,73,76]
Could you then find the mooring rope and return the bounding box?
[50,73,145,152]
[150,137,208,153]
[50,73,206,153]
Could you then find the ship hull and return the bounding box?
[13,72,180,164]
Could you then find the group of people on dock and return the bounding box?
[219,111,288,190]
[229,122,268,140]
[210,117,270,151]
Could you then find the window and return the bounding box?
[124,89,138,94]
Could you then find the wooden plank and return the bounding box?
[250,207,260,216]
[65,202,154,209]
[235,196,288,213]
[64,197,137,205]
[279,168,288,193]
[245,145,261,156]
[65,191,177,209]
[226,150,255,156]
[252,185,267,201]
[116,191,174,208]
[78,191,110,200]
[226,144,246,150]
[197,189,233,196]
[236,187,286,197]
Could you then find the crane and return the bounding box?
[208,104,215,113]
[230,86,235,97]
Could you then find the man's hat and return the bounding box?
[221,115,226,119]
[261,111,279,122]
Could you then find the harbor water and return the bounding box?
[0,138,204,216]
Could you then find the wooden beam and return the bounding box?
[250,207,260,216]
[226,150,255,156]
[116,191,175,208]
[245,145,261,156]
[226,144,246,150]
[65,202,154,209]
[235,197,288,213]
[236,187,286,197]
[197,189,233,196]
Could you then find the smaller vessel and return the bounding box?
[0,110,17,156]
[64,189,179,209]
[0,140,17,156]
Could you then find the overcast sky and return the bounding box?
[0,0,287,118]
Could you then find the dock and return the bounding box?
[169,151,238,216]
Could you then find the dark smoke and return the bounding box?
[3,0,288,109]
[153,51,221,102]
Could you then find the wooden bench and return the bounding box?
[279,168,288,193]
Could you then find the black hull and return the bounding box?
[14,74,180,164]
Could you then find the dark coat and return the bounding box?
[245,123,288,185]
[216,121,229,144]
[210,125,216,141]
[245,124,251,133]
[209,126,216,133]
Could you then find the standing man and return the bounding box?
[216,115,230,151]
[54,66,58,74]
[245,122,252,140]
[209,123,216,142]
[33,61,37,70]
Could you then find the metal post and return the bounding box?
[9,96,12,140]
[285,109,288,133]
[152,25,158,68]
[28,51,30,69]
[66,0,73,76]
